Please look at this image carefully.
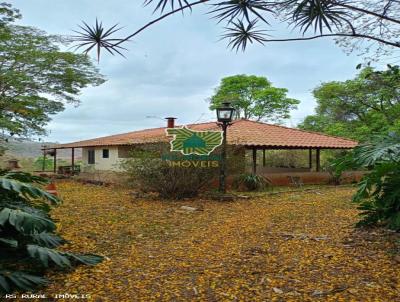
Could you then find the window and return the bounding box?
[88,149,95,164]
[102,149,109,158]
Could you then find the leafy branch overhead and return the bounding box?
[72,0,400,60]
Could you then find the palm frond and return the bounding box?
[64,253,104,266]
[288,0,351,34]
[0,171,48,185]
[27,245,71,268]
[31,232,65,248]
[0,176,60,205]
[0,238,18,248]
[0,271,47,293]
[221,19,268,52]
[71,19,127,62]
[143,0,193,13]
[209,0,273,24]
[353,133,400,166]
[0,208,56,234]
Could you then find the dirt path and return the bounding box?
[28,181,400,302]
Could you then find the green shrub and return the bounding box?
[335,133,400,230]
[121,143,247,198]
[323,150,351,185]
[33,156,53,171]
[233,173,271,191]
[122,156,217,199]
[0,171,103,293]
[33,157,70,172]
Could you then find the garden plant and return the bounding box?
[336,133,400,230]
[0,171,103,293]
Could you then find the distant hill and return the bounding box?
[4,139,46,158]
[3,138,82,159]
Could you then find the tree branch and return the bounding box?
[113,0,210,47]
[261,33,400,48]
[334,2,400,25]
[108,0,400,56]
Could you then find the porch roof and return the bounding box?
[49,119,357,150]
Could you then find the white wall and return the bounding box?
[82,146,124,171]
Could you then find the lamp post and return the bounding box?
[216,102,235,193]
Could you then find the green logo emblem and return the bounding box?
[166,126,223,155]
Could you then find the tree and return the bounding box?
[73,1,400,61]
[0,3,105,138]
[299,65,400,141]
[0,2,20,25]
[0,171,103,293]
[208,75,299,122]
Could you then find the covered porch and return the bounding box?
[249,147,323,174]
[40,146,81,175]
[245,146,361,186]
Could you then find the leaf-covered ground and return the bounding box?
[30,181,399,301]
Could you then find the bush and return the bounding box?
[0,171,103,293]
[323,150,351,185]
[335,133,400,230]
[233,173,271,191]
[122,156,217,199]
[33,157,70,172]
[34,156,54,171]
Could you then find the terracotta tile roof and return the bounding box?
[52,119,357,149]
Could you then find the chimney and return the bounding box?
[165,117,176,128]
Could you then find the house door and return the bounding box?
[88,149,95,164]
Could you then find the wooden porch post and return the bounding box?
[42,148,46,172]
[309,148,312,171]
[53,149,57,174]
[316,148,321,172]
[71,147,75,172]
[262,148,266,167]
[252,148,257,175]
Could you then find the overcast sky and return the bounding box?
[12,0,362,143]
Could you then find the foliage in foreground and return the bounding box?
[336,133,400,230]
[0,171,103,293]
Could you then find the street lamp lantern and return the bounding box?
[216,102,235,194]
[216,102,235,123]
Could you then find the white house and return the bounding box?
[45,118,357,181]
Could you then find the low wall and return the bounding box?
[262,171,365,186]
[255,167,311,173]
